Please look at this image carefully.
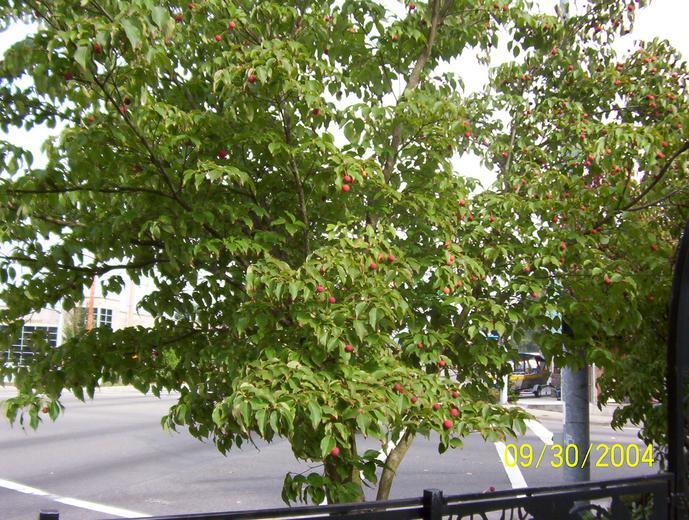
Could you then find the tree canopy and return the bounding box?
[0,0,687,503]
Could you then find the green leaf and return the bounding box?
[353,320,367,341]
[320,436,336,457]
[122,19,142,49]
[307,401,322,429]
[151,6,169,28]
[74,46,91,69]
[369,307,378,329]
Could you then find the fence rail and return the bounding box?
[38,473,671,520]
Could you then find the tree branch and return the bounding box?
[381,0,447,185]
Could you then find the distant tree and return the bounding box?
[0,0,686,504]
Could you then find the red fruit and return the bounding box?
[175,14,184,23]
[41,406,49,414]
[215,34,222,42]
[550,47,558,56]
[409,2,416,10]
[614,79,621,86]
[447,255,455,264]
[93,42,102,54]
[330,446,340,457]
[458,198,466,206]
[627,4,634,11]
[316,285,325,293]
[438,359,446,368]
[523,265,530,274]
[464,130,472,138]
[489,215,496,223]
[87,114,96,124]
[64,71,74,81]
[559,242,567,251]
[391,34,398,42]
[312,108,321,116]
[501,151,509,159]
[118,104,127,114]
[530,291,538,300]
[345,344,353,352]
[217,149,228,159]
[443,419,453,429]
[452,390,459,398]
[450,408,459,417]
[442,287,450,295]
[651,243,658,252]
[433,402,441,411]
[319,266,326,275]
[187,2,194,9]
[343,175,353,183]
[369,262,377,270]
[604,275,612,285]
[378,253,385,262]
[411,396,418,404]
[656,151,665,160]
[393,383,403,393]
[417,341,424,349]
[341,184,351,192]
[567,64,574,72]
[328,296,336,304]
[388,254,395,263]
[228,21,236,30]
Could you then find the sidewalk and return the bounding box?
[515,397,623,425]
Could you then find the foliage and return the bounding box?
[0,0,687,503]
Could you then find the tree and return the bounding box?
[0,0,686,505]
[472,0,689,461]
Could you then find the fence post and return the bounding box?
[38,510,59,520]
[668,218,689,519]
[422,488,443,520]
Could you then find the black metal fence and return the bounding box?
[38,473,670,520]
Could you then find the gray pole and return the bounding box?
[556,0,590,484]
[562,349,590,482]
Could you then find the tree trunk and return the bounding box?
[376,430,415,501]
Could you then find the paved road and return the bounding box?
[0,387,658,520]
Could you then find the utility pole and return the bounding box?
[558,0,590,483]
[562,347,590,482]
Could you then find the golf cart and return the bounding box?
[509,352,551,397]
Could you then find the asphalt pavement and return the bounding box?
[0,386,658,520]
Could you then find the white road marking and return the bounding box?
[494,442,528,489]
[526,419,554,445]
[0,478,151,518]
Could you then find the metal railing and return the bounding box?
[38,474,671,520]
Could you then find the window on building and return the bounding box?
[97,308,113,328]
[81,307,113,328]
[2,325,58,367]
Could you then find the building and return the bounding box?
[2,275,155,366]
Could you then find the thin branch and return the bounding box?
[592,141,689,229]
[626,184,689,212]
[381,0,447,185]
